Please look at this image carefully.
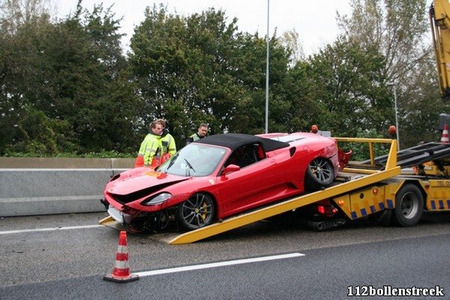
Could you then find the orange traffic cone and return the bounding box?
[104,231,139,283]
[441,123,449,143]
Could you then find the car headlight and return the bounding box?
[142,192,172,206]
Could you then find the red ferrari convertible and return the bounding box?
[101,132,348,233]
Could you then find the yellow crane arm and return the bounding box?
[430,0,450,99]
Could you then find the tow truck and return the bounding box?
[100,0,450,244]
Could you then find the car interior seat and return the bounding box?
[239,145,257,167]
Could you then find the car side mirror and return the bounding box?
[221,164,240,175]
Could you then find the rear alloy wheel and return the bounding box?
[177,193,215,231]
[392,184,423,227]
[305,157,334,192]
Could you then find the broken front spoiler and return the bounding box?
[98,215,181,243]
[98,216,134,232]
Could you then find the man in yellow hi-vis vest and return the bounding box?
[186,123,209,145]
[135,119,177,168]
[160,124,177,157]
[135,120,164,167]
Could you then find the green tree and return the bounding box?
[288,37,388,136]
[0,1,59,155]
[279,29,305,66]
[336,0,442,147]
[0,1,141,155]
[399,52,450,145]
[229,33,290,134]
[337,0,428,82]
[129,5,256,145]
[282,59,329,132]
[0,0,52,34]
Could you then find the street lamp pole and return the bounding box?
[265,0,270,133]
[387,82,400,150]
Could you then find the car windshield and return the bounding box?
[157,143,227,177]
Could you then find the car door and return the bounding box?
[216,144,294,218]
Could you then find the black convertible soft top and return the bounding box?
[195,133,290,152]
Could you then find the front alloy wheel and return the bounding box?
[177,193,215,230]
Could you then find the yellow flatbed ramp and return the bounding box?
[170,166,400,244]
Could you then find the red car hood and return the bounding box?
[106,169,189,195]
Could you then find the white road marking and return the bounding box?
[1,226,305,278]
[0,225,102,235]
[135,253,305,277]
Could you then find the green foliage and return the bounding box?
[0,0,446,158]
[293,37,389,136]
[343,127,390,161]
[129,5,244,142]
[336,0,437,149]
[0,1,141,156]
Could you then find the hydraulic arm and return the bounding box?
[430,0,450,99]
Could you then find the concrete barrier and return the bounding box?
[0,157,135,217]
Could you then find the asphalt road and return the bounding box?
[1,212,450,299]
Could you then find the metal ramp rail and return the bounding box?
[358,142,450,169]
[169,139,400,244]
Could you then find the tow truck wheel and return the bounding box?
[392,184,423,227]
[305,157,335,192]
[177,193,215,231]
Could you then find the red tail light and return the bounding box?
[317,204,338,217]
[317,205,326,215]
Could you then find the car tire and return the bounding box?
[391,184,423,227]
[177,193,215,231]
[305,157,335,192]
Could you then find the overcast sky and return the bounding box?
[57,1,353,56]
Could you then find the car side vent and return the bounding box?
[289,147,296,157]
